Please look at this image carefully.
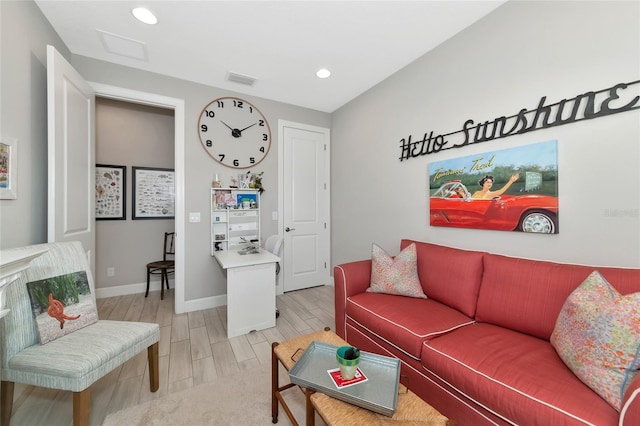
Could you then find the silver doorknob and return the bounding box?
[285,227,296,232]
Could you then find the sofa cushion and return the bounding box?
[476,253,640,340]
[367,243,426,299]
[551,270,640,411]
[346,292,474,359]
[400,240,485,317]
[422,323,619,425]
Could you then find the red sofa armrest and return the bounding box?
[621,374,640,425]
[333,260,372,339]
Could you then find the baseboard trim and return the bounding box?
[96,280,333,311]
[184,294,227,312]
[95,280,227,312]
[95,281,163,299]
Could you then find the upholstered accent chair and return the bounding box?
[0,241,160,426]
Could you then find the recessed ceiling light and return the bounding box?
[132,7,158,25]
[316,68,331,79]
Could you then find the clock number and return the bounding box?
[216,101,224,108]
[259,120,264,126]
[259,146,265,153]
[249,106,253,113]
[233,100,243,108]
[206,140,213,147]
[233,159,240,167]
[218,154,225,162]
[262,134,268,141]
[204,110,215,118]
[201,124,208,132]
[250,157,255,164]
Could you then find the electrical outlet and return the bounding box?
[107,267,115,277]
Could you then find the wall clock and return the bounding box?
[198,97,272,169]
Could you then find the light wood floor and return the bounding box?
[6,285,335,426]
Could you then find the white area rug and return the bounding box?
[103,367,316,425]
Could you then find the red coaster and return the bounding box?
[327,367,368,389]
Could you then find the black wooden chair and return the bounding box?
[146,232,175,300]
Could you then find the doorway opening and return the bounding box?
[91,82,186,313]
[95,97,176,302]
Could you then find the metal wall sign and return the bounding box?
[399,80,640,162]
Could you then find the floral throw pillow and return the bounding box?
[550,270,640,411]
[367,243,427,299]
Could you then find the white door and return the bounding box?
[47,45,96,271]
[281,122,330,292]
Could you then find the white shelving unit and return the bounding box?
[211,188,261,255]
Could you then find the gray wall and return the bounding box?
[331,0,640,268]
[2,1,638,310]
[0,0,331,305]
[0,0,70,248]
[95,98,175,289]
[71,55,330,302]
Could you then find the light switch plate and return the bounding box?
[189,212,201,222]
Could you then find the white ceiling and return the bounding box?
[35,0,506,113]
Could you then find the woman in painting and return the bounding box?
[471,173,519,199]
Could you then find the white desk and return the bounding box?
[213,247,279,338]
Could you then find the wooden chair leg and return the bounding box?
[160,270,165,300]
[145,267,151,297]
[148,342,159,392]
[271,341,280,424]
[1,381,14,426]
[73,388,90,426]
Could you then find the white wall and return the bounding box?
[331,0,640,268]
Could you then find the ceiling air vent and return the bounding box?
[97,29,148,61]
[227,72,257,86]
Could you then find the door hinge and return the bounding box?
[324,222,327,229]
[324,262,327,268]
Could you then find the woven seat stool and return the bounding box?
[271,327,346,426]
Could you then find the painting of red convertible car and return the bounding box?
[430,179,558,233]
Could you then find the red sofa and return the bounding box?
[334,239,640,425]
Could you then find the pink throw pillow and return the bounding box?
[551,270,640,411]
[367,243,427,299]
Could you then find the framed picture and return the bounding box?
[132,166,175,220]
[95,164,126,220]
[0,136,17,199]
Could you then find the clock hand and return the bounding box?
[221,120,242,138]
[220,120,234,131]
[238,122,257,133]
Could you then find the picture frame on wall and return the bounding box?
[0,136,18,200]
[132,166,175,220]
[95,164,126,220]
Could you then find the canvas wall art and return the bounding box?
[26,271,99,344]
[428,140,559,234]
[0,136,17,199]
